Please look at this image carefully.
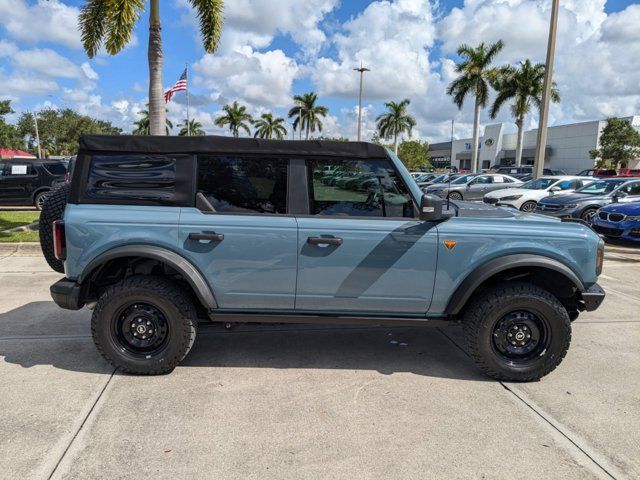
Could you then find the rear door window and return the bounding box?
[85,154,192,205]
[42,162,67,176]
[197,156,288,214]
[307,158,414,217]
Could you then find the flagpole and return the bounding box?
[186,64,190,136]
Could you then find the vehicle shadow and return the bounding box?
[0,301,489,382]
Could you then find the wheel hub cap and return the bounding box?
[115,303,169,355]
[492,310,545,359]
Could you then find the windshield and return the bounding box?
[520,178,556,190]
[431,174,446,183]
[452,174,477,185]
[575,179,624,195]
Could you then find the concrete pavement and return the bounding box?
[0,250,638,479]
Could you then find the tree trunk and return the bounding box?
[305,121,310,140]
[515,117,525,167]
[394,132,398,154]
[148,0,166,136]
[471,99,481,173]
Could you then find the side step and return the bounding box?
[207,312,455,328]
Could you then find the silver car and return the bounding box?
[426,173,522,201]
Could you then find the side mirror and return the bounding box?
[420,194,454,221]
[612,191,627,203]
[549,186,561,194]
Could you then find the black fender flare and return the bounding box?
[78,244,217,309]
[444,254,585,315]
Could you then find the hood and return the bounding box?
[538,192,607,205]
[425,182,453,191]
[600,201,640,215]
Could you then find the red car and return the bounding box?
[617,168,640,177]
[577,168,617,178]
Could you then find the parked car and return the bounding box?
[0,159,67,210]
[425,173,521,201]
[45,135,605,381]
[535,178,640,224]
[483,176,595,212]
[616,168,640,177]
[592,202,640,242]
[494,166,566,179]
[577,168,617,178]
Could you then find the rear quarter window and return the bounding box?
[42,162,67,176]
[83,153,194,205]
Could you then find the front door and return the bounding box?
[295,157,438,315]
[179,155,298,310]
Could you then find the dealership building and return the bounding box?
[429,116,640,173]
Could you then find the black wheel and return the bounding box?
[38,183,70,273]
[463,282,571,381]
[520,200,537,212]
[581,208,598,225]
[448,191,463,200]
[34,190,50,211]
[91,276,198,375]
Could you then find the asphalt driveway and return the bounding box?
[0,246,638,479]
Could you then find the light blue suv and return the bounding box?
[43,135,605,381]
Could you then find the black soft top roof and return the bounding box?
[79,135,387,158]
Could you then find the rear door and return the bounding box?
[0,162,37,201]
[179,155,298,310]
[295,157,438,315]
[465,175,494,200]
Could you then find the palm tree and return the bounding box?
[288,92,328,140]
[79,0,223,136]
[132,109,172,135]
[490,60,560,167]
[447,40,504,172]
[375,99,416,154]
[253,113,288,139]
[178,118,205,136]
[214,101,253,138]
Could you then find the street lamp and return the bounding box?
[28,110,42,159]
[533,0,559,178]
[353,63,370,141]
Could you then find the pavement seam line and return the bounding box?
[437,328,619,480]
[46,367,117,480]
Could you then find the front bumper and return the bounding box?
[593,220,640,242]
[580,283,605,312]
[50,278,85,310]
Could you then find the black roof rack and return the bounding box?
[79,135,387,158]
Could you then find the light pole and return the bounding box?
[354,63,370,141]
[29,110,42,159]
[533,0,559,179]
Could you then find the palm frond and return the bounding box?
[104,0,144,55]
[189,0,224,54]
[79,0,109,58]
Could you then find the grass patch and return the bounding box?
[0,230,40,243]
[0,211,40,231]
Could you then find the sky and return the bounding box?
[0,0,639,143]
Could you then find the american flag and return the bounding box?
[164,68,187,103]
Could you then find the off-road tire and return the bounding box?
[39,183,70,273]
[448,191,463,200]
[520,200,537,212]
[463,282,571,382]
[91,276,198,375]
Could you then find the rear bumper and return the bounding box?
[50,278,85,310]
[580,283,605,312]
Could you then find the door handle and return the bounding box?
[307,236,343,246]
[188,231,224,242]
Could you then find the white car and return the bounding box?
[483,176,596,212]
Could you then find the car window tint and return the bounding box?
[198,156,288,214]
[475,176,492,184]
[558,180,573,190]
[43,163,67,176]
[307,158,414,217]
[622,182,640,196]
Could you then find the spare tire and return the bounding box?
[39,183,70,273]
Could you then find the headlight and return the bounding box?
[500,195,523,201]
[626,216,640,221]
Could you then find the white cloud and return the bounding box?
[0,0,82,50]
[175,0,339,55]
[312,0,437,99]
[11,48,86,79]
[193,47,298,108]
